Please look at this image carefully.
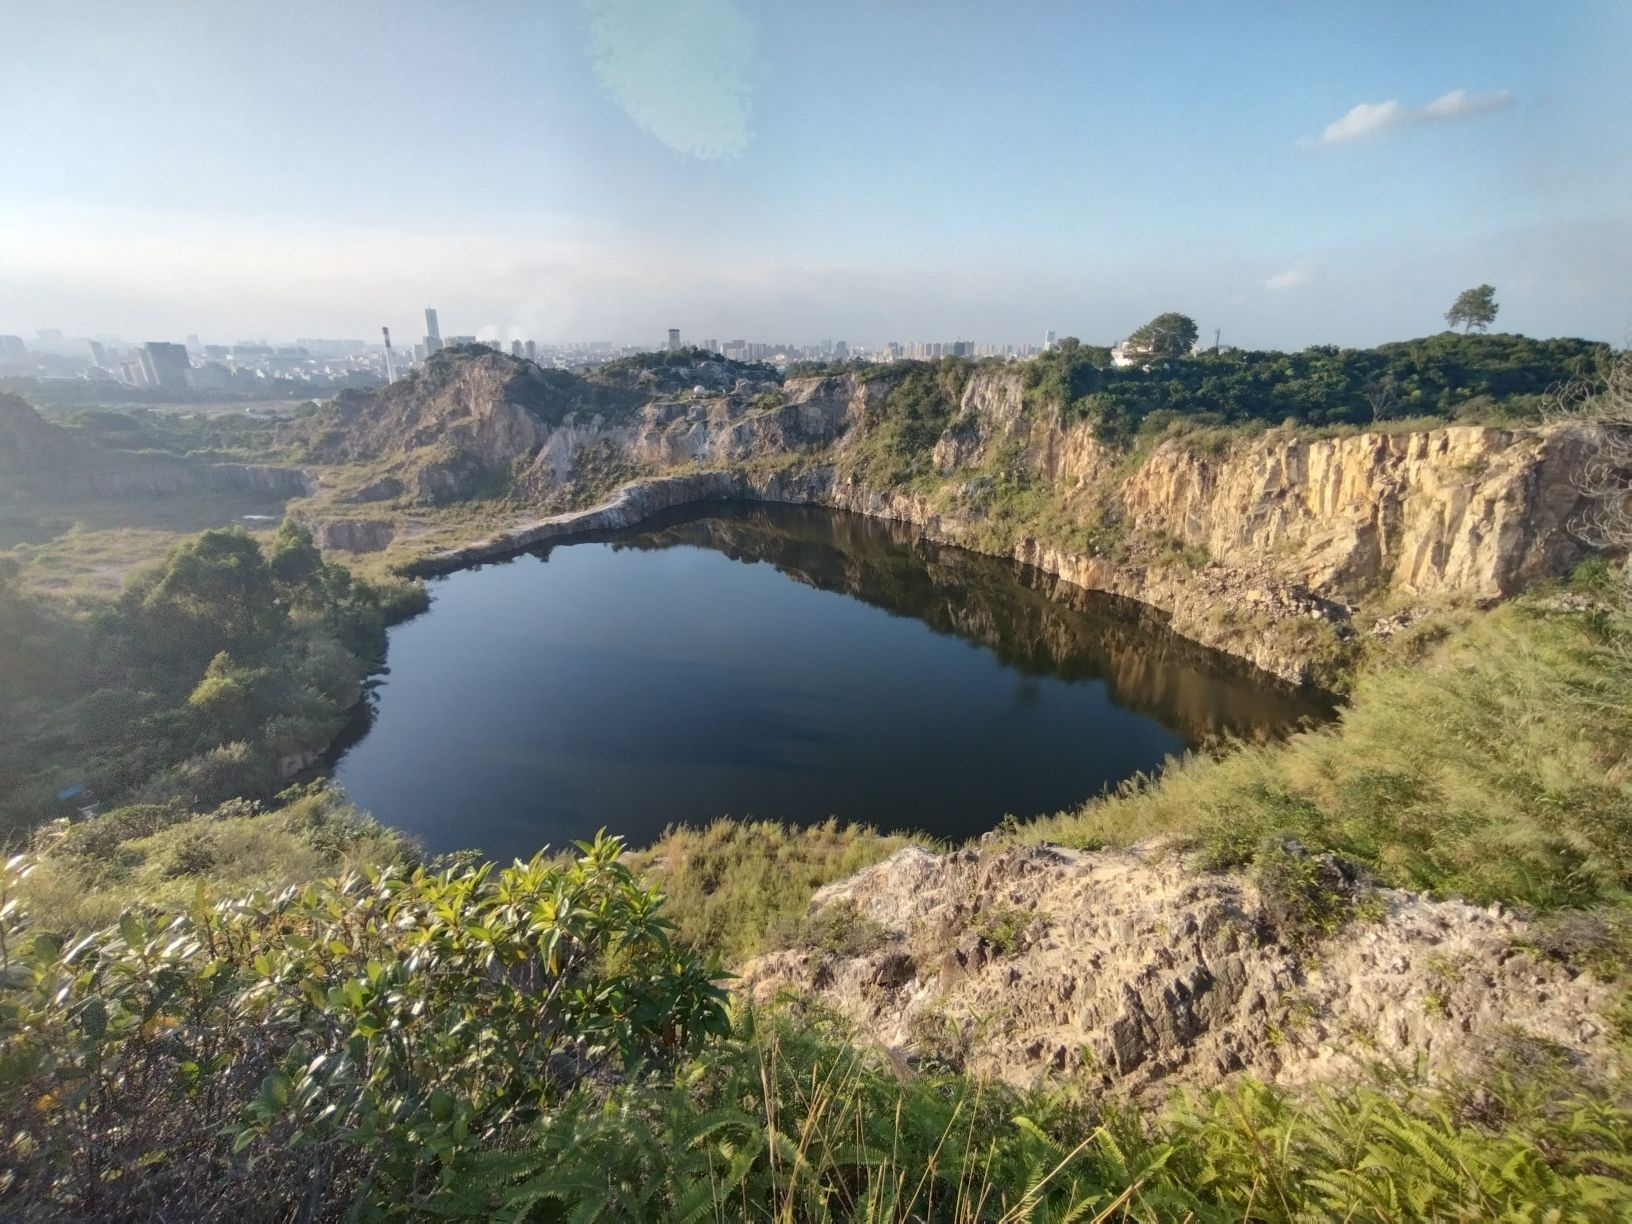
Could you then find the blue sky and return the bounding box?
[3,0,1629,348]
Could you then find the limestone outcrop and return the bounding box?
[740,843,1615,1099]
[308,517,395,553]
[293,352,1612,682]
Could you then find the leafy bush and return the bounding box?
[0,522,424,836]
[0,834,729,1218]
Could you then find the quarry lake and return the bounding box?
[332,504,1333,860]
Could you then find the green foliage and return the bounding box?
[629,818,920,962]
[13,784,412,932]
[426,1009,1136,1222]
[795,898,889,958]
[1152,1070,1632,1221]
[840,360,968,486]
[1447,283,1501,334]
[1126,311,1201,359]
[1025,594,1632,912]
[992,334,1604,443]
[0,524,425,836]
[1249,840,1373,948]
[974,902,1041,956]
[0,834,729,1218]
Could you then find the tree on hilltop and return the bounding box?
[1446,285,1500,334]
[1126,312,1199,359]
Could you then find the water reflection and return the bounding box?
[332,502,1333,860]
[594,504,1335,744]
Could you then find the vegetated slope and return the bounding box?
[0,393,79,474]
[3,549,1629,1220]
[0,521,424,842]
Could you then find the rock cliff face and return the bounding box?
[1121,425,1597,599]
[311,353,1611,682]
[740,843,1615,1099]
[86,462,312,499]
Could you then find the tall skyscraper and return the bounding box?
[510,339,523,358]
[1044,330,1057,352]
[524,340,536,362]
[424,307,443,355]
[666,328,681,352]
[138,342,192,390]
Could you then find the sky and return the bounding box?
[3,0,1630,350]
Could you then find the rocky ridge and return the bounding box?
[740,843,1615,1099]
[0,393,311,500]
[298,351,1611,683]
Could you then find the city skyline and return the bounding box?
[3,2,1629,347]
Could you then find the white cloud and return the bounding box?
[1265,261,1317,291]
[583,0,756,159]
[1304,88,1514,146]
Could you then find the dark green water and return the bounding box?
[332,504,1332,860]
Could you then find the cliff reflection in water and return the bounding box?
[599,503,1335,746]
[333,501,1334,860]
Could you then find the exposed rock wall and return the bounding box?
[86,462,313,499]
[1122,425,1600,599]
[307,518,395,553]
[342,358,1609,682]
[740,843,1615,1099]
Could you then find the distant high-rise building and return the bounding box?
[186,334,201,348]
[666,328,681,352]
[524,340,536,361]
[0,335,26,359]
[1044,330,1057,352]
[510,339,523,358]
[833,341,849,359]
[424,307,443,355]
[700,338,717,354]
[138,341,191,390]
[87,340,109,368]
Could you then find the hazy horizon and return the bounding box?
[4,0,1629,350]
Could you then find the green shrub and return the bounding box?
[0,834,729,1218]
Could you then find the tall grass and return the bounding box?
[629,818,922,962]
[431,1008,1632,1222]
[1022,583,1632,911]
